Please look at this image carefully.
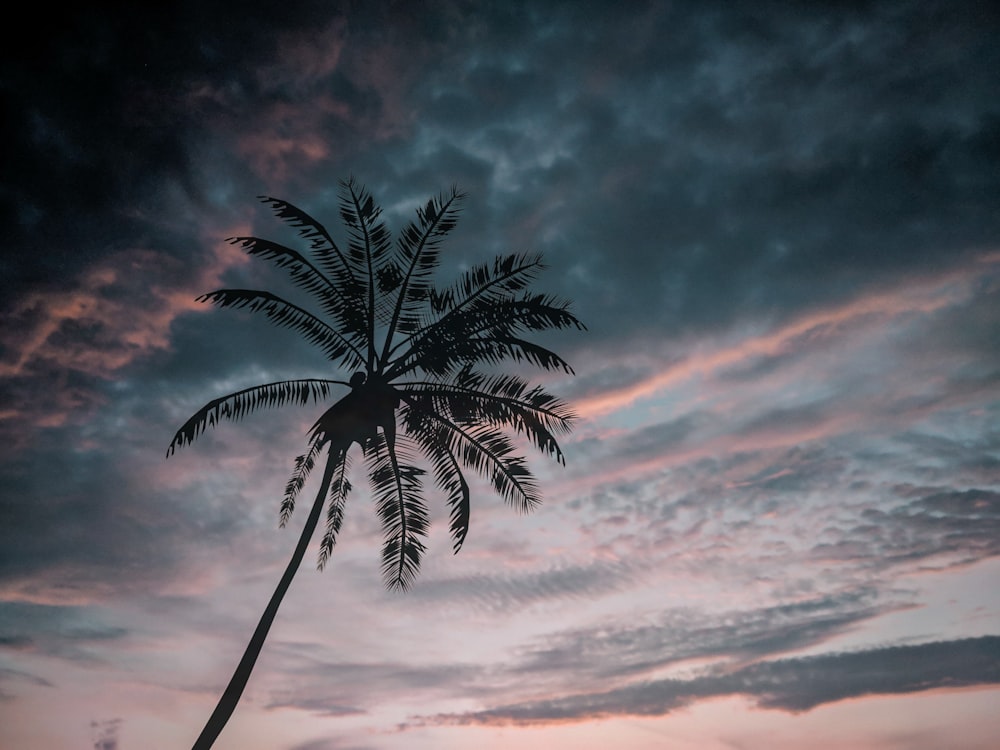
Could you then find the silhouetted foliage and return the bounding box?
[169,178,583,749]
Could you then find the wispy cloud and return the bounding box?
[510,588,902,682]
[574,253,997,421]
[0,666,53,700]
[416,636,1000,726]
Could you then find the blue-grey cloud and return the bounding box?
[0,602,129,667]
[512,588,900,681]
[262,642,484,716]
[823,487,1000,570]
[419,636,1000,725]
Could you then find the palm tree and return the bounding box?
[167,178,584,749]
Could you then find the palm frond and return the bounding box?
[464,336,577,375]
[400,396,540,513]
[167,379,345,456]
[395,333,576,379]
[339,178,394,366]
[418,425,471,553]
[366,431,429,591]
[429,252,545,315]
[279,434,325,526]
[380,188,465,356]
[257,196,357,291]
[224,236,367,342]
[399,372,574,464]
[318,447,353,570]
[197,289,367,369]
[449,292,584,339]
[387,292,583,378]
[388,252,545,362]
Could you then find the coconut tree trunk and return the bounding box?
[192,445,340,750]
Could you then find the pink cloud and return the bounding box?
[554,252,999,501]
[574,253,997,421]
[0,230,249,442]
[2,238,247,380]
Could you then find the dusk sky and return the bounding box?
[2,2,999,749]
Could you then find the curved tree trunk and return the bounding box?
[192,445,340,750]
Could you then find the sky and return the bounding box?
[1,1,999,748]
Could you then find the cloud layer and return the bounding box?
[1,2,997,749]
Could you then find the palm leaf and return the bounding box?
[418,425,471,553]
[279,434,325,527]
[197,289,367,368]
[462,335,577,375]
[318,447,353,570]
[387,292,583,378]
[380,187,465,354]
[225,236,366,342]
[389,252,545,362]
[167,379,345,456]
[394,332,575,379]
[449,293,584,338]
[400,396,540,513]
[366,431,429,590]
[400,373,574,464]
[339,178,394,368]
[428,252,545,315]
[257,196,356,289]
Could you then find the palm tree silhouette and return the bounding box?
[168,178,584,749]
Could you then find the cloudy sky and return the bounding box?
[2,1,999,748]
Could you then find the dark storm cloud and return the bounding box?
[2,3,230,292]
[0,0,456,298]
[419,636,1000,726]
[407,1,1000,342]
[747,636,1000,712]
[3,0,998,337]
[4,0,997,436]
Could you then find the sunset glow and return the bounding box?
[2,3,998,749]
